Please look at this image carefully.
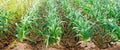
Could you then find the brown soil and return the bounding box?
[0,33,15,50]
[1,34,120,50]
[5,40,120,50]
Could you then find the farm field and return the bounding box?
[0,0,120,50]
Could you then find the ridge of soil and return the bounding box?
[0,34,120,50]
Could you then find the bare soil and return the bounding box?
[5,40,120,50]
[1,33,120,50]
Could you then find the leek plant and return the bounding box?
[15,0,41,42]
[42,0,63,47]
[0,9,10,35]
[59,0,92,43]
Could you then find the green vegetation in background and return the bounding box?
[78,0,120,40]
[0,0,34,35]
[0,0,33,19]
